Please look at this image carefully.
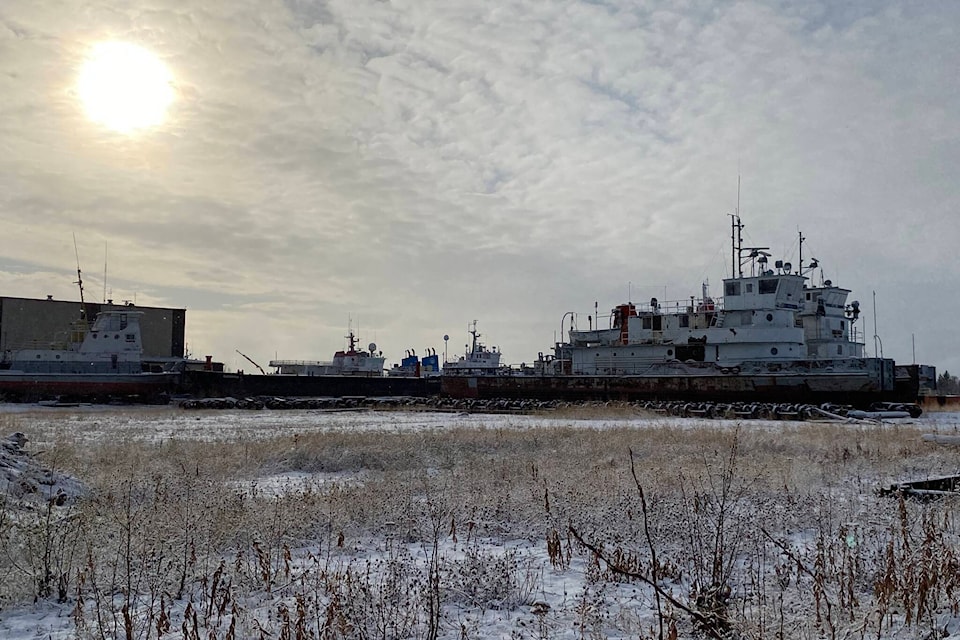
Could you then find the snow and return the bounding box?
[2,404,960,639]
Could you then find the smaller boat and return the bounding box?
[269,329,386,377]
[0,307,179,402]
[443,321,505,374]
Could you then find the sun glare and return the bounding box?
[77,42,174,134]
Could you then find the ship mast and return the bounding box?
[73,233,88,324]
[470,320,478,354]
[729,214,745,277]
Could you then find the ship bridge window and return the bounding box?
[642,317,652,330]
[759,279,778,294]
[679,315,689,328]
[725,282,741,296]
[652,316,662,331]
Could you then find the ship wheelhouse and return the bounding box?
[799,281,865,359]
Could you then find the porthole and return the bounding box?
[771,347,778,355]
[115,334,119,340]
[766,313,773,322]
[667,349,673,356]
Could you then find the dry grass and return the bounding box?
[3,408,960,638]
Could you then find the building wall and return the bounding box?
[0,296,185,358]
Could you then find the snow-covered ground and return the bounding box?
[2,404,960,639]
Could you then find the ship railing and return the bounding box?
[268,359,329,367]
[4,337,74,351]
[579,296,726,330]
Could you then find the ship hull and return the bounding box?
[0,372,179,402]
[180,370,440,399]
[441,359,916,407]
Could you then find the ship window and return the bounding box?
[759,279,778,294]
[642,317,652,330]
[837,345,843,355]
[806,292,811,300]
[652,316,662,331]
[126,333,135,342]
[56,355,60,359]
[679,315,689,328]
[725,282,740,296]
[745,283,753,293]
[771,347,779,355]
[115,334,119,339]
[840,321,845,330]
[667,349,673,356]
[766,313,773,322]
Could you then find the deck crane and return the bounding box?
[235,349,266,375]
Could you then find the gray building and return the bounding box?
[0,296,186,359]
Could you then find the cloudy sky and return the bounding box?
[1,1,957,374]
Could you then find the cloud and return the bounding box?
[0,0,957,374]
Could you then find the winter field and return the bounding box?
[4,404,960,639]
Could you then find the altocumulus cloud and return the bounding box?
[0,0,957,372]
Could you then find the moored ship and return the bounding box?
[269,329,385,377]
[0,307,180,402]
[443,321,506,374]
[441,217,931,409]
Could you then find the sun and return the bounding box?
[77,42,174,134]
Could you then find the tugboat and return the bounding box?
[443,321,505,374]
[0,307,180,402]
[269,327,386,377]
[441,216,930,409]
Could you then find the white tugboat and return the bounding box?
[442,216,923,408]
[0,307,180,402]
[443,320,505,374]
[269,327,386,377]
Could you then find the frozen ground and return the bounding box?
[2,404,960,639]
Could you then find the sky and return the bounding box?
[0,1,957,374]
